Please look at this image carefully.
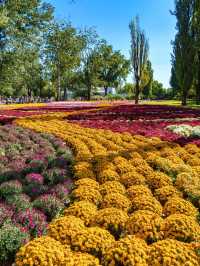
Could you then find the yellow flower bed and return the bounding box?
[102,236,148,266]
[125,210,164,242]
[163,197,199,218]
[47,216,85,245]
[64,201,97,226]
[161,214,200,242]
[15,236,71,266]
[71,227,114,257]
[101,192,131,212]
[0,103,46,110]
[14,112,200,265]
[148,239,200,266]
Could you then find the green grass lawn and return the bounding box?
[140,100,200,108]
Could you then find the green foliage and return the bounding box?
[0,0,54,97]
[129,16,149,104]
[0,221,29,262]
[45,22,86,100]
[171,0,196,105]
[97,44,130,95]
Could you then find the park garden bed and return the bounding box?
[0,102,200,265]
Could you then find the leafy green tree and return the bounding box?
[97,44,130,96]
[193,0,200,104]
[129,16,149,104]
[45,22,85,100]
[171,0,196,106]
[170,66,182,98]
[142,60,154,99]
[0,0,54,97]
[79,29,104,100]
[151,80,167,99]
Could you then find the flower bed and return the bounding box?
[67,104,200,145]
[13,113,200,265]
[0,125,74,264]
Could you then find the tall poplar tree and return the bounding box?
[129,16,149,104]
[171,0,195,106]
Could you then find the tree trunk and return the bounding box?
[87,85,91,101]
[135,80,140,104]
[104,87,108,96]
[57,67,61,101]
[196,52,200,105]
[64,88,68,101]
[182,89,187,106]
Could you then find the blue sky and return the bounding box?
[48,0,177,88]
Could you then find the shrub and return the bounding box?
[71,227,115,257]
[160,214,200,242]
[33,194,64,220]
[0,180,22,197]
[131,195,163,215]
[154,185,183,204]
[49,183,70,200]
[148,239,199,266]
[25,173,44,185]
[101,193,131,212]
[102,236,148,266]
[43,168,68,185]
[15,236,70,266]
[126,210,164,243]
[64,201,97,226]
[47,215,85,245]
[72,186,102,206]
[100,181,126,196]
[25,159,47,173]
[90,208,129,238]
[0,221,30,263]
[0,202,14,226]
[13,208,47,237]
[5,194,31,212]
[163,197,199,218]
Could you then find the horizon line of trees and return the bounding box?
[0,0,170,103]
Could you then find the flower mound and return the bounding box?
[90,208,129,238]
[72,186,102,205]
[75,178,100,190]
[47,215,85,245]
[101,193,131,211]
[64,201,97,226]
[154,185,183,204]
[126,210,164,243]
[127,185,152,200]
[71,227,115,257]
[161,214,200,242]
[163,197,199,218]
[72,252,101,266]
[119,171,146,187]
[15,236,70,266]
[148,239,199,266]
[131,195,163,215]
[100,181,126,196]
[103,236,148,266]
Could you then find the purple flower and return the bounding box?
[0,202,14,225]
[25,173,44,185]
[13,208,47,237]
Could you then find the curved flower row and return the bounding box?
[14,112,200,265]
